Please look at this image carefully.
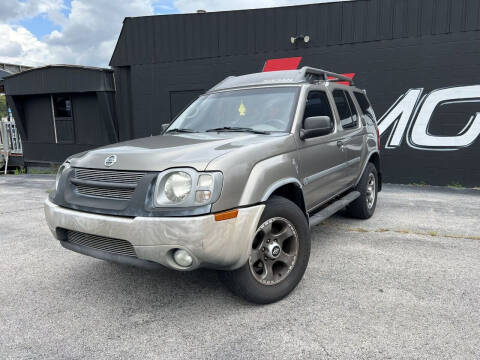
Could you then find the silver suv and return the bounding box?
[45,67,381,303]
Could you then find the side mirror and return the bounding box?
[161,123,169,134]
[300,116,334,140]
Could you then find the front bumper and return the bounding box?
[44,199,264,271]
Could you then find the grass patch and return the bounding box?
[410,181,428,186]
[332,224,480,241]
[348,227,369,233]
[29,168,57,175]
[13,168,26,175]
[448,182,464,189]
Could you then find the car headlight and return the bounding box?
[154,168,223,207]
[55,161,71,191]
[164,171,192,202]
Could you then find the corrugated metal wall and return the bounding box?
[111,0,480,66]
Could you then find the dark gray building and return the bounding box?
[3,0,480,186]
[109,0,480,186]
[4,65,118,164]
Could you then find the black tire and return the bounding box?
[346,162,378,219]
[218,196,310,304]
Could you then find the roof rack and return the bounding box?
[297,66,354,85]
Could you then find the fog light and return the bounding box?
[173,249,193,267]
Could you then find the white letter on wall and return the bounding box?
[377,89,423,148]
[409,85,480,150]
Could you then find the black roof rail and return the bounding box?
[298,66,354,85]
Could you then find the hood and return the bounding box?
[69,132,289,171]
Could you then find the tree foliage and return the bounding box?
[0,95,7,119]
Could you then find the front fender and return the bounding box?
[238,153,301,206]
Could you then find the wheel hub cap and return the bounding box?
[265,242,281,259]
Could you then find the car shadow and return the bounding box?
[55,256,259,311]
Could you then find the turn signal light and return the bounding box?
[214,209,239,221]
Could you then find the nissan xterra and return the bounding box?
[45,67,381,304]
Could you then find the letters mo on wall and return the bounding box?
[378,85,480,151]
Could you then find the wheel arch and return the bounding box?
[262,179,307,218]
[368,151,382,191]
[354,151,382,191]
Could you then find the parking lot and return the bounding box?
[1,175,479,359]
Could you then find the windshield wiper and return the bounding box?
[206,126,270,135]
[165,128,198,134]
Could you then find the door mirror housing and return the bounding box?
[300,116,334,140]
[161,123,169,134]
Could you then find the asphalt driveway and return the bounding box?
[1,175,479,359]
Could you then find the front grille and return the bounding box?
[67,230,137,257]
[75,184,135,200]
[74,168,145,185]
[72,168,146,200]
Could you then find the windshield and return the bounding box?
[166,87,299,133]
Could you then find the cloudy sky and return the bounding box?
[0,0,347,68]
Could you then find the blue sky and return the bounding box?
[0,0,345,67]
[19,14,61,39]
[19,0,178,41]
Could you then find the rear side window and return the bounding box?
[332,90,357,129]
[345,92,359,126]
[354,91,376,124]
[354,92,371,114]
[303,91,333,121]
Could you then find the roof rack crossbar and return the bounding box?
[298,66,354,85]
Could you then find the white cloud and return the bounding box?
[0,24,55,66]
[0,0,156,67]
[41,0,155,66]
[0,0,350,67]
[0,0,64,23]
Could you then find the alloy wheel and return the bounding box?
[366,173,376,209]
[249,217,299,285]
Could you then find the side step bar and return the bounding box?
[309,191,360,228]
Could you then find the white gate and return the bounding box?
[0,117,23,174]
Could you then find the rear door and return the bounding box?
[296,89,349,211]
[332,89,364,185]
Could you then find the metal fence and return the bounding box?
[1,117,23,174]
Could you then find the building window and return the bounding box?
[51,95,75,143]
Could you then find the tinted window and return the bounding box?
[354,91,376,123]
[53,96,72,118]
[354,92,371,114]
[345,92,359,126]
[333,90,356,129]
[303,91,333,120]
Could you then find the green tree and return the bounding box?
[0,95,7,118]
